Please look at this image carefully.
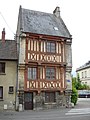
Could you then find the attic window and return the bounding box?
[54,27,58,31]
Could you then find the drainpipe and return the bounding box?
[15,32,22,111]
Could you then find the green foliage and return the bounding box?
[72,74,90,90]
[71,75,90,105]
[74,74,82,89]
[78,84,90,90]
[71,74,90,105]
[76,74,90,90]
[71,77,78,105]
[71,86,78,105]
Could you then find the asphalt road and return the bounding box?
[0,98,90,120]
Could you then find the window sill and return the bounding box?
[8,92,14,94]
[0,73,6,75]
[44,102,56,105]
[0,99,4,101]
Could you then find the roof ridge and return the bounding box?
[22,7,53,15]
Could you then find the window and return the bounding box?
[45,92,56,103]
[9,86,14,94]
[0,63,5,73]
[28,68,37,80]
[85,71,87,78]
[46,42,55,53]
[82,72,83,78]
[82,82,84,84]
[46,68,55,80]
[85,82,87,84]
[0,87,3,99]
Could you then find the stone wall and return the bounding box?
[33,92,66,110]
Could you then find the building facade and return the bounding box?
[0,29,17,110]
[16,6,72,110]
[76,61,90,86]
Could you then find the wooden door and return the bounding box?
[24,92,33,110]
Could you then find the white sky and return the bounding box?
[0,0,90,75]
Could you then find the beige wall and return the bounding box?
[77,67,90,86]
[0,61,17,110]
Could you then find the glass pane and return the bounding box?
[46,68,50,79]
[28,68,31,79]
[32,68,36,79]
[0,90,2,97]
[28,68,37,80]
[0,64,1,72]
[0,63,5,73]
[51,43,55,53]
[0,87,3,98]
[46,42,50,52]
[46,68,55,80]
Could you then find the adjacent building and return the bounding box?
[76,61,90,86]
[0,29,17,110]
[16,6,72,110]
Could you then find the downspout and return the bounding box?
[15,33,22,111]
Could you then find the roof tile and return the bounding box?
[0,40,17,60]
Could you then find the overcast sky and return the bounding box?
[0,0,90,75]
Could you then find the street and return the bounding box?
[0,98,90,120]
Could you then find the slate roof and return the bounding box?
[19,6,71,38]
[0,40,17,60]
[76,61,90,71]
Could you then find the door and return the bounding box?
[24,92,33,110]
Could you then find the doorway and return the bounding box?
[24,92,33,110]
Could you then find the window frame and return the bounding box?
[85,71,87,78]
[0,86,3,99]
[45,92,56,103]
[9,86,14,94]
[46,67,56,80]
[82,72,83,78]
[46,41,56,53]
[28,67,37,80]
[0,62,5,74]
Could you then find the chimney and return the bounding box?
[2,28,5,42]
[53,6,60,18]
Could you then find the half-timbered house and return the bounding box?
[16,6,72,110]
